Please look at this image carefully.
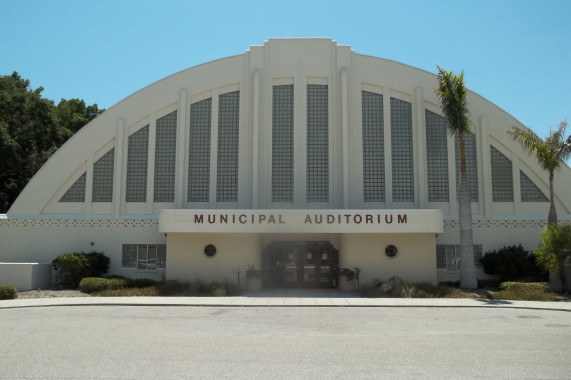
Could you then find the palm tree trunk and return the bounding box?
[548,171,557,225]
[547,171,561,291]
[458,135,477,289]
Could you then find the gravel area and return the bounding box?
[16,290,90,299]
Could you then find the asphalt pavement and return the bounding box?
[1,302,570,379]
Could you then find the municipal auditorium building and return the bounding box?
[1,39,570,290]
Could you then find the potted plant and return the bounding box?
[245,265,263,292]
[337,267,361,292]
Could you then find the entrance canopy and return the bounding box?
[159,209,443,234]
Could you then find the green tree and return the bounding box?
[0,72,67,212]
[55,98,103,133]
[435,66,477,289]
[0,72,103,213]
[534,223,571,292]
[508,120,571,225]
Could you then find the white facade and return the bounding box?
[1,38,570,290]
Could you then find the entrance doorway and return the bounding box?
[262,241,339,288]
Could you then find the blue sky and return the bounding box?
[1,0,570,141]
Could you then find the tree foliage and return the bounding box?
[508,120,571,225]
[534,223,571,291]
[52,251,110,289]
[480,244,546,281]
[0,72,103,212]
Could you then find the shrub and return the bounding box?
[52,251,110,289]
[0,285,18,300]
[191,280,211,295]
[401,283,481,298]
[477,279,500,289]
[358,281,480,299]
[357,283,377,298]
[78,277,127,294]
[401,283,447,298]
[157,280,189,296]
[210,281,240,297]
[480,245,546,281]
[127,278,157,288]
[83,252,110,277]
[498,281,549,292]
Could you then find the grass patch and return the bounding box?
[358,279,561,301]
[401,283,482,299]
[490,289,555,301]
[358,281,482,299]
[488,282,555,301]
[95,286,159,297]
[83,278,241,297]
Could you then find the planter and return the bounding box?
[338,276,355,292]
[245,277,262,292]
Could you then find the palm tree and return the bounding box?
[508,119,571,225]
[534,223,571,291]
[435,66,478,289]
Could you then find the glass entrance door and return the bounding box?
[263,241,338,288]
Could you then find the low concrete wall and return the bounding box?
[0,263,52,291]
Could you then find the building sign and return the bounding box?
[159,209,443,234]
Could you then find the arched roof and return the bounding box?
[9,38,571,219]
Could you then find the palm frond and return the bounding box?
[435,66,472,137]
[509,121,570,173]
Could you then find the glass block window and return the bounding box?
[272,85,294,202]
[491,146,513,202]
[436,244,482,271]
[122,244,166,270]
[154,111,177,202]
[217,91,240,202]
[390,98,414,202]
[425,110,449,202]
[307,84,329,202]
[60,172,86,202]
[362,91,385,202]
[188,98,212,202]
[520,171,548,202]
[92,148,114,202]
[126,126,149,202]
[454,134,479,201]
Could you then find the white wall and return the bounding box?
[0,263,52,291]
[0,219,165,281]
[166,233,262,285]
[339,233,437,285]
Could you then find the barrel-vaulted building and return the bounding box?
[1,38,570,290]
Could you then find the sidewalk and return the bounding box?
[2,288,571,311]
